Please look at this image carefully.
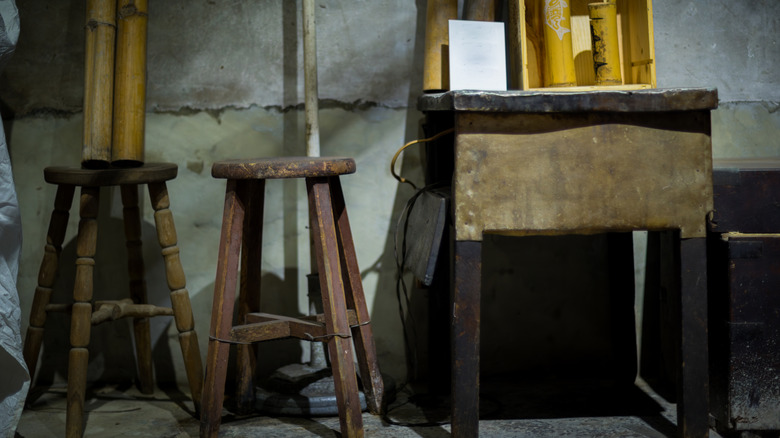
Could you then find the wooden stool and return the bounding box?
[201,157,384,438]
[22,163,204,438]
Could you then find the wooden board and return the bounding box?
[453,110,713,240]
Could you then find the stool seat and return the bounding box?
[211,156,356,180]
[43,162,178,186]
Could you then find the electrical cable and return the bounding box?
[387,127,454,426]
[390,128,454,190]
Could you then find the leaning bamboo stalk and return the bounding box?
[82,0,116,169]
[302,0,328,370]
[303,0,320,158]
[507,0,525,89]
[463,0,498,21]
[423,0,457,92]
[589,1,622,85]
[112,0,148,167]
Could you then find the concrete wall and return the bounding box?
[3,0,778,391]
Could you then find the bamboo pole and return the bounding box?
[302,0,327,370]
[463,0,498,21]
[589,1,622,85]
[423,0,458,92]
[507,0,525,89]
[82,0,116,169]
[112,0,148,167]
[542,0,576,87]
[303,0,320,158]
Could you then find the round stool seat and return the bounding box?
[211,157,356,180]
[44,162,178,186]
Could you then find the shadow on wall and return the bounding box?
[360,0,428,387]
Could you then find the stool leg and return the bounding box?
[120,184,154,394]
[201,179,246,437]
[235,179,264,414]
[67,186,100,438]
[678,237,709,438]
[308,177,363,438]
[148,182,204,412]
[329,176,384,414]
[23,184,75,387]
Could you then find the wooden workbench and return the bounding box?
[418,88,718,438]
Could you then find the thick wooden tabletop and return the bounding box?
[44,163,178,186]
[212,157,356,180]
[417,87,718,113]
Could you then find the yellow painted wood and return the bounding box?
[112,0,148,166]
[423,0,458,92]
[520,0,655,90]
[82,0,116,168]
[527,83,651,92]
[589,2,622,85]
[542,0,576,87]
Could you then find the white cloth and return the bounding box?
[0,2,27,437]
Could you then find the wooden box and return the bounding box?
[516,0,656,90]
[710,159,780,234]
[708,234,780,433]
[707,160,780,433]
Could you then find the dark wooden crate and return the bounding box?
[710,159,780,234]
[708,159,780,433]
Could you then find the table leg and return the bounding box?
[678,237,709,438]
[451,240,481,438]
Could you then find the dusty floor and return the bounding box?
[17,378,725,437]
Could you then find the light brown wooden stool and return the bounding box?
[22,163,204,438]
[201,157,384,438]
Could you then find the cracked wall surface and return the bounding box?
[3,0,779,389]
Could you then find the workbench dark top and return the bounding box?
[417,88,718,113]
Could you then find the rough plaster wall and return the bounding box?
[2,0,779,389]
[5,0,428,388]
[653,0,780,159]
[0,0,422,114]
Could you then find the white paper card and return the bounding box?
[448,20,507,91]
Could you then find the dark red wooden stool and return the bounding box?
[200,157,384,438]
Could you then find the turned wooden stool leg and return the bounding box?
[148,182,203,412]
[329,176,384,414]
[201,179,246,437]
[67,186,100,438]
[120,184,154,394]
[307,177,363,438]
[235,179,264,414]
[23,184,75,385]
